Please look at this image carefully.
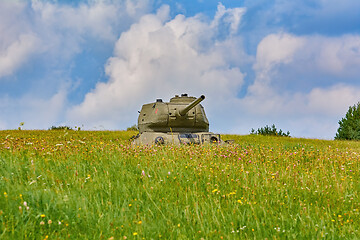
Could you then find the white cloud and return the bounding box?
[0,0,151,129]
[0,2,37,78]
[240,32,360,138]
[0,90,67,129]
[0,33,39,78]
[0,0,151,80]
[212,3,246,35]
[31,0,145,42]
[315,35,360,75]
[254,33,305,73]
[307,85,360,116]
[67,4,246,128]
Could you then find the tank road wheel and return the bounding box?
[155,136,165,145]
[210,136,218,143]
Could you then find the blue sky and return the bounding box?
[1,0,360,139]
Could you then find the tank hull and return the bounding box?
[132,132,223,145]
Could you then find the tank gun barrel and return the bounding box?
[178,95,205,116]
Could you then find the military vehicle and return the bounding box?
[132,94,229,145]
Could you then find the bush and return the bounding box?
[335,102,360,140]
[49,126,73,131]
[251,124,290,137]
[126,124,138,131]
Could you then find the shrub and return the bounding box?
[251,124,290,137]
[49,126,73,131]
[335,102,360,140]
[126,124,138,131]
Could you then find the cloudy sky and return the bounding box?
[1,0,360,139]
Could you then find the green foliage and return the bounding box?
[251,124,290,137]
[126,124,138,131]
[335,102,360,140]
[18,122,25,130]
[49,126,73,131]
[0,130,358,239]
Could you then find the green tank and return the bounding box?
[132,94,225,145]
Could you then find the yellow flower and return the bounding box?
[133,232,138,236]
[212,189,218,193]
[41,214,45,218]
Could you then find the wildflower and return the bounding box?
[141,170,145,176]
[40,221,45,225]
[41,214,45,218]
[212,189,218,193]
[23,201,27,206]
[48,220,52,224]
[133,232,138,236]
[138,221,142,224]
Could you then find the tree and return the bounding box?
[335,102,360,140]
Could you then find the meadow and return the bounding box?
[0,130,359,239]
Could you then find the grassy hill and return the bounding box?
[0,130,359,239]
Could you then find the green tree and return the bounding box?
[335,102,360,140]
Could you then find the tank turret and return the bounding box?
[133,94,225,145]
[138,94,209,134]
[177,95,205,116]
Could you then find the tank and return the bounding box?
[132,94,227,145]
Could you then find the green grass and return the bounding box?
[0,130,359,239]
